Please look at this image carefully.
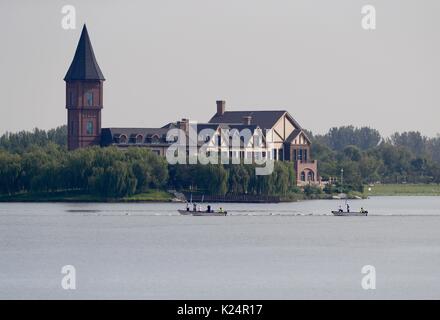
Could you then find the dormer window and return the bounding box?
[119,135,127,144]
[151,134,160,144]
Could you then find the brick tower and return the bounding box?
[64,24,105,151]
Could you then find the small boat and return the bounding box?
[179,195,227,216]
[331,169,368,216]
[192,211,227,216]
[332,210,368,217]
[177,209,227,216]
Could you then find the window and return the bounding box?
[278,149,283,161]
[307,171,315,181]
[151,135,160,144]
[86,121,93,135]
[119,135,127,144]
[293,149,297,161]
[304,149,308,162]
[300,171,306,181]
[136,135,143,144]
[86,91,93,106]
[298,149,303,161]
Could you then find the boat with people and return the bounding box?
[177,209,227,216]
[332,198,368,217]
[178,202,227,216]
[332,209,368,217]
[331,168,368,216]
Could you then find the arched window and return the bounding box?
[300,171,306,181]
[136,135,143,144]
[119,135,127,144]
[151,134,160,144]
[307,171,315,181]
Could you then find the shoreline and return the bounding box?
[1,184,439,203]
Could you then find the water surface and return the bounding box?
[1,197,439,299]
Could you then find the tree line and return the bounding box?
[307,126,440,192]
[1,125,440,197]
[0,144,168,197]
[0,127,297,197]
[168,162,297,196]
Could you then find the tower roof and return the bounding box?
[64,25,105,81]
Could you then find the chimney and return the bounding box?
[242,116,252,125]
[216,100,226,116]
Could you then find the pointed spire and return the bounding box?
[64,24,105,81]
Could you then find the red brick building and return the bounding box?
[64,25,320,186]
[64,25,104,151]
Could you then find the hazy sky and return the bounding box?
[0,0,439,137]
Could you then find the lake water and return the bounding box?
[1,196,440,299]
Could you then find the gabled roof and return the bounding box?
[64,24,105,81]
[285,128,312,144]
[209,110,289,130]
[285,129,302,143]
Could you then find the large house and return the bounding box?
[64,25,319,186]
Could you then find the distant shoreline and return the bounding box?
[0,184,439,203]
[0,190,176,203]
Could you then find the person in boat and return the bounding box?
[219,207,224,213]
[186,203,190,211]
[346,204,350,213]
[360,207,366,213]
[193,203,197,212]
[338,205,343,213]
[207,205,211,213]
